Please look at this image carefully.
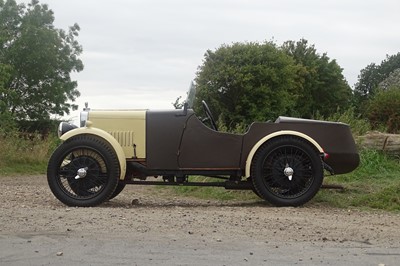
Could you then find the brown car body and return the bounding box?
[146,109,359,175]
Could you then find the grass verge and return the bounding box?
[0,134,59,176]
[314,149,400,211]
[168,176,258,201]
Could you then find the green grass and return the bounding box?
[168,176,258,201]
[0,133,59,176]
[314,149,400,211]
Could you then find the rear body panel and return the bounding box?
[242,117,359,174]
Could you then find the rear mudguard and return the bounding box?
[245,130,324,178]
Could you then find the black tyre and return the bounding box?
[47,135,120,207]
[251,136,323,206]
[246,177,263,199]
[109,182,126,200]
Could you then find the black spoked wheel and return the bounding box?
[47,135,120,207]
[246,177,263,199]
[109,182,126,200]
[251,137,323,206]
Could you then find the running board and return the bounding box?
[124,180,254,190]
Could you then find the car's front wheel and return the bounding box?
[251,136,323,206]
[47,135,120,207]
[109,182,126,200]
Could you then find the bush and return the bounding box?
[0,132,59,175]
[0,111,17,135]
[315,107,372,136]
[367,86,400,133]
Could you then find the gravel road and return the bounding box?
[1,175,399,265]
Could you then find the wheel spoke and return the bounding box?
[55,148,109,199]
[261,145,316,199]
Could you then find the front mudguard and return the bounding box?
[60,126,127,180]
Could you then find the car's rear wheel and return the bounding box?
[47,135,120,207]
[251,136,323,206]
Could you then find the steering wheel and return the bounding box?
[201,100,218,131]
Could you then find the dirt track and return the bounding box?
[1,175,400,265]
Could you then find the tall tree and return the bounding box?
[0,0,83,120]
[194,41,298,130]
[354,53,400,104]
[378,68,400,90]
[194,39,352,130]
[281,39,352,118]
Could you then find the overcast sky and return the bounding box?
[27,0,400,121]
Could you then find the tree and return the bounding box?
[363,68,400,133]
[0,63,15,132]
[194,39,352,130]
[0,0,83,121]
[354,53,400,104]
[281,39,352,118]
[378,68,400,90]
[194,41,298,130]
[367,86,400,133]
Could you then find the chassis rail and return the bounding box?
[123,180,344,190]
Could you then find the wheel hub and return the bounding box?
[283,164,294,181]
[75,167,88,180]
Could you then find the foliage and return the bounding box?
[0,110,17,134]
[194,41,298,130]
[314,107,371,136]
[378,68,400,90]
[194,39,352,131]
[354,53,400,107]
[0,130,60,175]
[172,96,184,109]
[0,0,83,121]
[367,86,400,133]
[281,39,352,118]
[216,116,248,134]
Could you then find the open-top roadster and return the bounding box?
[47,86,359,207]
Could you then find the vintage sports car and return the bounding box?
[47,87,359,207]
